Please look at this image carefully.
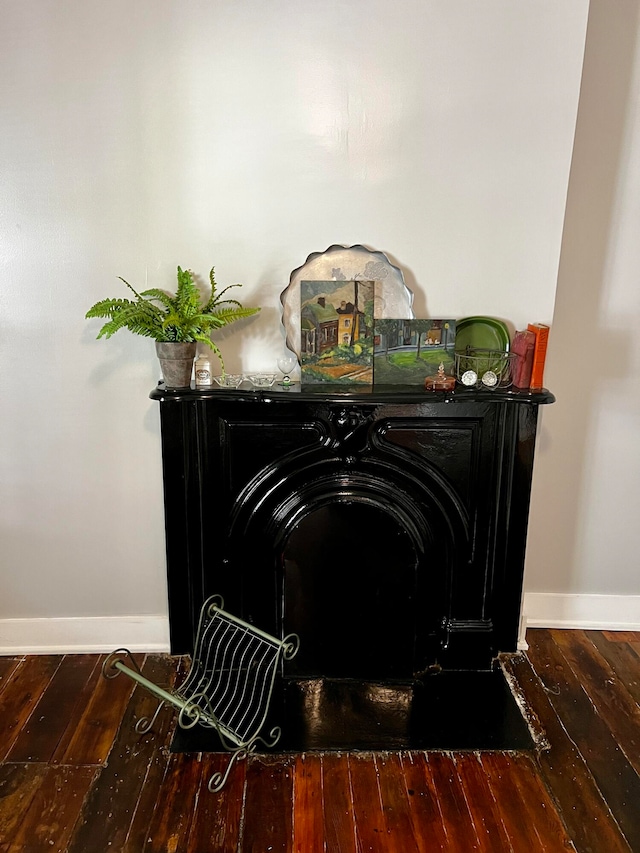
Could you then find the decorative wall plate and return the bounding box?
[280,245,414,357]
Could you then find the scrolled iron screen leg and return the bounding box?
[101,596,300,793]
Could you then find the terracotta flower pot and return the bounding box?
[155,341,197,389]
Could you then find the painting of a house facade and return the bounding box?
[373,318,457,384]
[300,280,374,384]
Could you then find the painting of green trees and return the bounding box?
[373,319,456,385]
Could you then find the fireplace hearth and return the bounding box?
[151,382,553,751]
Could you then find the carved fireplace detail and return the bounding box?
[151,385,554,682]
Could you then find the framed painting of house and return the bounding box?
[373,319,457,385]
[300,280,374,384]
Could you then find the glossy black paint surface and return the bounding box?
[171,668,535,753]
[151,383,553,679]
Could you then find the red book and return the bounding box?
[527,323,550,390]
[511,329,535,388]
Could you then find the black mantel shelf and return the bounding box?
[150,382,555,405]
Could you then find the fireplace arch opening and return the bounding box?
[225,447,469,682]
[281,498,422,680]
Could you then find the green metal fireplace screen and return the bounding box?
[102,594,300,792]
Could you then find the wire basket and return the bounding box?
[454,349,516,389]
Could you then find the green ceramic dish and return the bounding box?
[455,316,511,353]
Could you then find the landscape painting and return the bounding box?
[373,319,457,384]
[300,280,375,385]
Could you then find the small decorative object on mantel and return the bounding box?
[195,351,213,389]
[213,374,244,388]
[454,349,517,389]
[453,316,513,390]
[85,266,260,389]
[277,355,298,387]
[424,362,456,391]
[247,373,276,388]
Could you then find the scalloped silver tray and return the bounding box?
[280,244,414,357]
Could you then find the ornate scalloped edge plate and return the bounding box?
[280,244,415,357]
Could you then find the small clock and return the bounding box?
[461,370,477,387]
[481,370,498,387]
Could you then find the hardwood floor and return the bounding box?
[0,629,638,852]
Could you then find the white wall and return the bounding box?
[0,1,589,649]
[524,0,640,629]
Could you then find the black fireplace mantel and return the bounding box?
[151,383,554,676]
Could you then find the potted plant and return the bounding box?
[86,266,260,388]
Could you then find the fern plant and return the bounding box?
[86,266,260,370]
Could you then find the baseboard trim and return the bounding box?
[0,615,171,655]
[522,592,640,632]
[2,597,638,656]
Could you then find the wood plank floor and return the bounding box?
[0,629,638,852]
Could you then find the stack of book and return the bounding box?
[511,324,549,390]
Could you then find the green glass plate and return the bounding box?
[455,316,511,353]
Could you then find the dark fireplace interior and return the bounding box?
[153,383,553,752]
[283,500,423,681]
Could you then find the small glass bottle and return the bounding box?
[195,352,213,389]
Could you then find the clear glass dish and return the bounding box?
[213,374,244,388]
[247,373,276,388]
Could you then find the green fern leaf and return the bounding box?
[86,298,137,319]
[205,282,242,310]
[139,288,177,311]
[189,312,225,331]
[211,297,244,310]
[194,332,224,371]
[118,277,144,299]
[207,305,261,325]
[96,303,163,339]
[175,267,201,319]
